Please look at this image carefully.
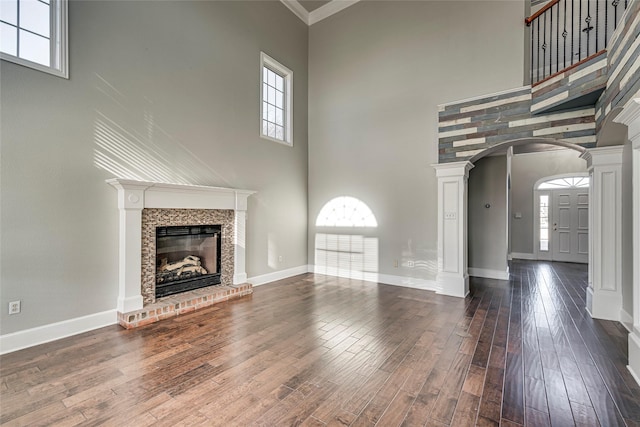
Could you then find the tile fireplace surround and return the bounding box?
[107,179,256,328]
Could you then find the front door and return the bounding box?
[551,188,589,263]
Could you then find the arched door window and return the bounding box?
[537,176,589,190]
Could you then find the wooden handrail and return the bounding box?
[531,50,607,87]
[525,0,560,26]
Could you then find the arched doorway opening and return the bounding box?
[433,138,588,298]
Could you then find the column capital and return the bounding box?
[580,145,624,169]
[432,161,475,178]
[614,94,640,142]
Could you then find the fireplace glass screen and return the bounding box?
[155,225,222,298]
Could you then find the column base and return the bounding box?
[117,295,143,313]
[586,286,594,316]
[629,330,640,387]
[587,287,622,321]
[436,272,469,298]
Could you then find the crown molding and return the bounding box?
[309,0,361,25]
[280,0,361,26]
[280,0,310,25]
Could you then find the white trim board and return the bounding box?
[250,264,438,292]
[248,265,310,286]
[468,267,510,281]
[510,252,537,260]
[280,0,361,26]
[620,309,633,333]
[310,265,438,291]
[0,309,117,355]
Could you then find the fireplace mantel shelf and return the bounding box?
[107,178,256,319]
[106,179,256,211]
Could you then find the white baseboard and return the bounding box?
[468,267,510,280]
[621,308,634,332]
[510,252,536,260]
[248,265,311,286]
[310,265,437,291]
[0,309,118,355]
[376,273,438,291]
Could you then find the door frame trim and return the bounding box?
[533,172,589,261]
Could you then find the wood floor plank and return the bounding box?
[1,261,636,426]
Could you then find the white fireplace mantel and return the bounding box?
[107,179,256,313]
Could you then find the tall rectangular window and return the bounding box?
[0,0,68,78]
[539,194,549,251]
[260,52,292,146]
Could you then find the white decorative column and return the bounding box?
[580,146,624,320]
[110,181,150,313]
[433,161,474,298]
[233,192,250,285]
[614,94,640,385]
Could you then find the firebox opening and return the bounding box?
[155,225,222,298]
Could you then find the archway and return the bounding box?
[433,137,588,298]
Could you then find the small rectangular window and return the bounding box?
[0,0,68,78]
[260,52,292,146]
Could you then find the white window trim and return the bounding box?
[260,52,293,146]
[0,0,69,79]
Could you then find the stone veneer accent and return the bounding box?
[438,87,596,163]
[141,208,234,305]
[595,0,640,132]
[117,283,252,329]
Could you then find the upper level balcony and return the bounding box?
[437,0,639,163]
[528,0,630,86]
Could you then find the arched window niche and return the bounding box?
[314,196,378,281]
[315,196,378,228]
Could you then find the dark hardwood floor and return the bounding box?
[1,260,639,426]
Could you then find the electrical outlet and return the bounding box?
[407,260,415,268]
[394,260,398,268]
[8,300,21,315]
[278,255,283,262]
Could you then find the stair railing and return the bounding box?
[526,0,629,85]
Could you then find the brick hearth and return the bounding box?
[117,283,252,329]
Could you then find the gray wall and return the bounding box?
[0,1,309,334]
[468,156,508,274]
[510,149,587,255]
[308,0,525,281]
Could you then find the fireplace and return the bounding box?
[155,225,222,298]
[107,178,255,322]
